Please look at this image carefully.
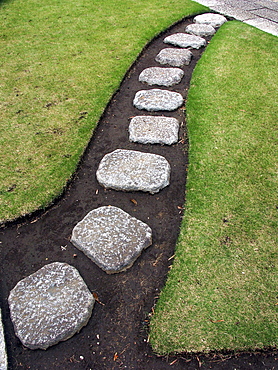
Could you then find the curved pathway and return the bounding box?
[1,13,277,370]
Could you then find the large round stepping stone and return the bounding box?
[133,89,183,111]
[129,116,179,145]
[185,23,216,37]
[155,48,193,67]
[164,33,206,49]
[194,13,227,28]
[96,149,170,194]
[8,263,94,350]
[138,67,184,87]
[71,206,152,274]
[0,310,7,370]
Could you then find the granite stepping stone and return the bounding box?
[8,262,94,350]
[185,23,216,37]
[138,67,184,87]
[133,89,183,111]
[0,310,7,370]
[71,206,152,274]
[129,116,179,145]
[155,48,193,67]
[96,149,170,194]
[164,33,206,49]
[194,13,227,28]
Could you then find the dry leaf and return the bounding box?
[170,359,178,366]
[113,352,118,361]
[93,292,105,306]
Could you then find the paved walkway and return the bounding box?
[194,0,278,36]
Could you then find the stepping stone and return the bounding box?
[0,310,7,370]
[164,33,206,49]
[133,89,183,111]
[185,23,216,37]
[129,116,179,145]
[96,149,170,194]
[71,206,152,274]
[193,13,227,28]
[138,67,184,87]
[8,263,94,350]
[155,48,193,67]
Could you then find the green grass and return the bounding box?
[0,0,207,222]
[150,21,278,354]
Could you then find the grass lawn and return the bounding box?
[150,21,278,354]
[0,0,207,223]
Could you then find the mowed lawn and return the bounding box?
[150,21,278,354]
[0,0,206,222]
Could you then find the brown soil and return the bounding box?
[0,15,277,370]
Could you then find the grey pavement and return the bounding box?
[194,0,278,36]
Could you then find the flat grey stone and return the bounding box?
[222,0,263,11]
[194,13,227,27]
[0,310,7,370]
[164,33,206,49]
[210,5,258,21]
[155,48,193,67]
[71,206,152,274]
[8,263,94,350]
[244,18,278,36]
[129,116,179,145]
[96,149,171,194]
[250,7,278,22]
[138,67,184,87]
[185,23,216,36]
[133,89,183,111]
[254,0,278,11]
[193,0,220,6]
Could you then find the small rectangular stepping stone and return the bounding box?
[193,13,227,28]
[96,149,171,194]
[185,23,216,36]
[0,310,7,370]
[139,67,184,87]
[164,33,206,49]
[133,89,183,111]
[8,263,94,350]
[155,48,193,67]
[129,116,179,145]
[71,206,152,274]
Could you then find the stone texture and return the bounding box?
[194,0,219,6]
[8,263,94,350]
[254,0,278,11]
[210,5,257,21]
[155,48,193,67]
[138,67,184,87]
[96,149,171,194]
[194,13,227,27]
[71,206,152,274]
[133,89,183,111]
[164,33,206,49]
[0,310,7,370]
[244,18,278,37]
[185,23,216,36]
[193,1,278,35]
[251,7,278,22]
[223,0,263,11]
[129,116,179,145]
